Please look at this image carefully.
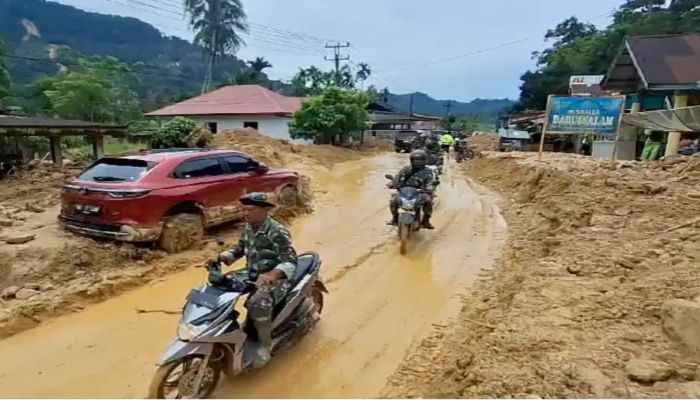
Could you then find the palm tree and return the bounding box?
[248,57,272,72]
[355,62,371,89]
[185,0,248,93]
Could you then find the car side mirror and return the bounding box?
[256,162,269,174]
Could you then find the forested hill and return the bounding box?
[0,0,247,102]
[388,92,514,117]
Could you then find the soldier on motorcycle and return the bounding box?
[216,192,297,368]
[387,150,435,229]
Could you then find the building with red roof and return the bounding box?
[146,84,304,140]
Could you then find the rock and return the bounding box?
[3,234,36,245]
[0,219,12,227]
[687,191,700,199]
[14,288,40,300]
[622,330,644,343]
[22,283,41,290]
[625,358,673,383]
[25,203,45,213]
[661,299,700,352]
[0,285,20,300]
[39,283,55,291]
[566,264,582,275]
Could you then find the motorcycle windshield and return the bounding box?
[182,285,239,325]
[399,186,420,200]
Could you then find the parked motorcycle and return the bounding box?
[148,252,328,399]
[386,174,430,255]
[455,140,475,163]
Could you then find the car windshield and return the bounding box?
[79,158,152,182]
[396,131,419,139]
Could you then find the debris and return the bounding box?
[25,203,45,213]
[14,288,40,300]
[3,234,36,245]
[0,286,20,300]
[625,358,673,384]
[661,299,700,352]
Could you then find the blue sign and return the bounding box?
[545,96,625,135]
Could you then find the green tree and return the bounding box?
[149,116,198,149]
[355,62,371,88]
[0,38,11,106]
[248,56,272,72]
[36,56,140,123]
[229,56,272,85]
[289,87,369,145]
[185,0,248,93]
[290,65,361,96]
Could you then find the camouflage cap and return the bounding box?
[240,192,275,208]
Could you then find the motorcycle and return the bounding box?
[386,175,429,255]
[455,141,475,163]
[148,250,328,399]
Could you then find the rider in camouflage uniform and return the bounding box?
[218,192,297,367]
[388,150,435,229]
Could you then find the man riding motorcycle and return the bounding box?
[216,192,297,368]
[440,132,455,154]
[424,135,443,165]
[388,150,435,229]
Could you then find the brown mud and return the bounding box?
[384,152,700,398]
[0,153,506,398]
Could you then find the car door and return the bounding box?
[219,155,263,222]
[171,157,230,225]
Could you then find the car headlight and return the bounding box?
[177,321,202,341]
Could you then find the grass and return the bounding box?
[77,138,148,156]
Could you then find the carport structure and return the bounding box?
[0,116,127,167]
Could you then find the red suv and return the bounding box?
[59,149,299,252]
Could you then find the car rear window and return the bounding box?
[174,158,224,178]
[79,158,151,182]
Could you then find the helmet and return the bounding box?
[409,149,428,168]
[240,192,276,208]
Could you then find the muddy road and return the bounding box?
[0,154,506,398]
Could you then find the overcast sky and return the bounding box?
[55,0,623,102]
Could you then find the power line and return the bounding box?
[324,42,350,77]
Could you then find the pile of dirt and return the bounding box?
[0,161,81,208]
[385,152,700,398]
[467,133,499,153]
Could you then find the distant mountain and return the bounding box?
[388,92,514,117]
[0,0,259,108]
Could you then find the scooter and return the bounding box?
[148,252,328,399]
[386,174,429,255]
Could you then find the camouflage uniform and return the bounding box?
[425,140,442,165]
[390,165,435,217]
[224,216,297,309]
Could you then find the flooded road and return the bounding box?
[0,154,506,398]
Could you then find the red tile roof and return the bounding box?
[146,85,304,117]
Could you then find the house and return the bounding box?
[146,85,304,140]
[602,34,700,157]
[364,101,441,139]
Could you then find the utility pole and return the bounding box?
[444,100,454,116]
[408,93,414,129]
[324,42,350,85]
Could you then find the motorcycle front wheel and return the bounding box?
[148,355,221,399]
[398,224,410,255]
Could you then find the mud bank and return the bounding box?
[0,131,366,339]
[384,152,700,398]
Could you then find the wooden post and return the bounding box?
[664,92,688,157]
[49,136,63,167]
[538,95,553,159]
[610,95,628,163]
[92,135,105,159]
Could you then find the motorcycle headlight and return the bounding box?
[177,321,202,341]
[401,199,416,211]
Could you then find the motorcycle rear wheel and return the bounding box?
[148,355,221,399]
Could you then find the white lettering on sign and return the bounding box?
[552,114,615,128]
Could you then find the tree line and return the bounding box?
[514,0,700,112]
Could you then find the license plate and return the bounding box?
[186,289,220,309]
[74,204,101,215]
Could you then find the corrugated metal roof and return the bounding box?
[146,84,304,117]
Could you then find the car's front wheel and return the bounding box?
[158,213,203,253]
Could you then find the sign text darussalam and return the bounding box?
[544,95,626,136]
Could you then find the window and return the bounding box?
[207,122,218,134]
[223,155,256,173]
[174,158,224,179]
[79,158,151,182]
[243,121,259,130]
